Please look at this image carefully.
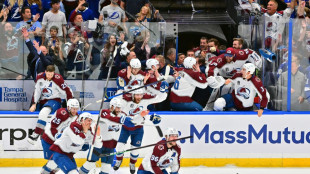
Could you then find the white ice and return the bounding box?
[1,167,310,174]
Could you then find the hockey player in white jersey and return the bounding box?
[137,127,181,174]
[28,65,74,145]
[50,112,101,174]
[40,98,80,174]
[79,98,138,174]
[214,63,269,117]
[113,85,167,174]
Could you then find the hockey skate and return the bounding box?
[113,160,122,171]
[129,163,135,174]
[27,132,39,145]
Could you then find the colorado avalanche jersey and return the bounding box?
[170,68,208,103]
[119,92,167,131]
[42,108,78,145]
[231,73,269,109]
[138,139,181,174]
[50,121,99,159]
[144,73,162,95]
[33,72,73,104]
[98,109,125,148]
[117,68,146,90]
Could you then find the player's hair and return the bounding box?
[197,56,205,65]
[187,49,194,54]
[46,65,55,72]
[208,38,219,46]
[269,0,278,8]
[233,38,244,46]
[200,37,208,41]
[50,26,59,33]
[156,55,165,64]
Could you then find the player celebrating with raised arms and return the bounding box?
[40,98,80,174]
[213,63,269,117]
[79,98,139,174]
[50,112,101,174]
[28,65,74,144]
[137,127,181,174]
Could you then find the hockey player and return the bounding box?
[114,85,167,174]
[137,127,181,174]
[79,98,140,174]
[50,112,101,174]
[28,65,74,144]
[116,58,146,91]
[40,98,80,174]
[170,57,208,111]
[213,63,269,117]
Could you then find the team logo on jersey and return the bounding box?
[237,87,250,99]
[61,110,67,115]
[42,88,52,97]
[217,58,222,63]
[108,125,120,132]
[158,145,164,150]
[109,12,120,19]
[129,106,143,116]
[255,77,261,82]
[55,74,60,79]
[239,51,244,55]
[266,22,277,33]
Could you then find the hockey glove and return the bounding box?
[160,81,169,93]
[120,41,130,57]
[120,116,135,127]
[54,133,62,140]
[150,113,161,125]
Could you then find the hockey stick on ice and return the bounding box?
[94,136,192,157]
[82,78,165,111]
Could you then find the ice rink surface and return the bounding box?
[1,167,310,174]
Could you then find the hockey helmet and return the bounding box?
[67,98,80,110]
[146,58,159,70]
[130,58,141,69]
[183,57,196,69]
[243,63,256,74]
[109,98,122,109]
[78,112,94,122]
[164,127,179,137]
[225,47,235,57]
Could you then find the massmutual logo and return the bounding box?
[0,87,27,102]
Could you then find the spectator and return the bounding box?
[22,27,53,81]
[42,0,51,13]
[186,49,195,57]
[62,0,78,19]
[170,57,208,111]
[207,38,220,56]
[41,0,67,44]
[134,31,151,61]
[120,50,136,69]
[232,38,244,49]
[3,0,29,22]
[277,55,309,111]
[136,5,151,22]
[193,36,208,57]
[86,0,100,19]
[176,53,185,68]
[156,54,174,80]
[120,0,149,22]
[28,0,43,22]
[99,0,126,44]
[69,0,94,22]
[98,34,121,79]
[165,47,176,66]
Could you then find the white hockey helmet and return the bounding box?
[109,98,122,109]
[183,57,196,69]
[164,127,179,137]
[146,59,159,70]
[130,58,141,69]
[78,112,94,122]
[243,63,256,74]
[67,98,80,110]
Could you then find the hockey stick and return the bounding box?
[94,136,192,157]
[82,78,164,111]
[87,53,114,161]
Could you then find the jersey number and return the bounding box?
[151,155,159,162]
[52,118,61,125]
[173,76,181,90]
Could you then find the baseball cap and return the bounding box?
[225,47,235,57]
[68,27,76,34]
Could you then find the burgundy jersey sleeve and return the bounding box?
[150,142,167,174]
[145,74,161,90]
[207,54,226,77]
[100,109,121,123]
[118,68,130,84]
[53,73,73,100]
[231,72,243,80]
[251,76,268,108]
[235,49,252,61]
[50,108,70,136]
[70,121,86,139]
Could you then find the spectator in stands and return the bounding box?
[136,5,151,22]
[62,0,78,19]
[120,0,149,22]
[134,31,151,61]
[98,34,121,79]
[193,36,208,57]
[3,0,29,22]
[250,0,296,51]
[120,50,136,69]
[165,48,176,66]
[22,27,53,81]
[99,0,126,44]
[232,38,244,49]
[277,55,309,111]
[186,49,195,57]
[42,0,67,44]
[42,0,51,13]
[86,0,100,19]
[28,0,43,22]
[69,0,94,22]
[170,57,208,111]
[176,53,185,68]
